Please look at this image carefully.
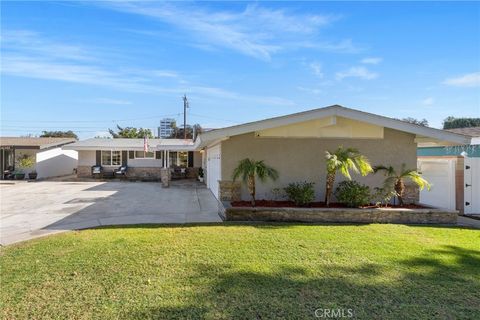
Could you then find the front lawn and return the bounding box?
[1,224,479,319]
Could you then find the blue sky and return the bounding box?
[1,1,479,139]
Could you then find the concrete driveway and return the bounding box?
[0,180,221,245]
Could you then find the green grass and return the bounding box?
[1,223,479,319]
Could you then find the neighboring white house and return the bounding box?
[0,137,78,179]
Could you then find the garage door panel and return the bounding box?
[419,159,456,210]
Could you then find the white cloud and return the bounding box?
[335,66,378,80]
[421,97,434,105]
[309,62,324,78]
[103,3,358,60]
[2,30,94,61]
[1,30,295,108]
[361,57,382,64]
[443,72,480,87]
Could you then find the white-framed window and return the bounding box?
[101,150,121,166]
[134,151,154,159]
[168,151,189,167]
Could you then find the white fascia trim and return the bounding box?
[197,105,471,146]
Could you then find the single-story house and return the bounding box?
[64,105,472,205]
[418,127,480,214]
[63,138,202,180]
[0,137,78,179]
[196,105,471,203]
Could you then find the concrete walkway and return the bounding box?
[457,215,480,229]
[0,180,221,246]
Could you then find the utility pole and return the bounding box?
[183,95,189,140]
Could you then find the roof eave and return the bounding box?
[197,105,472,146]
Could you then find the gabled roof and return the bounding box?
[0,137,76,149]
[63,138,195,151]
[196,105,471,147]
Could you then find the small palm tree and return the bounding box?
[324,147,373,206]
[373,164,430,206]
[232,158,279,206]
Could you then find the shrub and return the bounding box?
[334,180,371,207]
[373,187,397,207]
[16,155,35,172]
[284,182,315,206]
[271,187,286,201]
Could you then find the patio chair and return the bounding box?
[114,165,128,178]
[3,166,15,180]
[91,165,103,179]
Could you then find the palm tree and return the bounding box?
[232,158,279,206]
[324,147,373,206]
[373,164,430,206]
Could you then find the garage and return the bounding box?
[207,144,221,199]
[418,158,456,210]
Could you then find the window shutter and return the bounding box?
[96,150,101,166]
[188,151,194,168]
[129,151,135,159]
[155,151,162,159]
[122,151,128,166]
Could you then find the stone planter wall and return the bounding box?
[224,206,457,225]
[219,180,241,201]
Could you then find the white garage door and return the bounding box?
[464,157,480,215]
[207,144,221,199]
[418,159,456,210]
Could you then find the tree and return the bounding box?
[400,117,429,127]
[108,125,154,139]
[373,164,430,206]
[40,130,78,139]
[169,123,203,139]
[443,117,480,129]
[324,147,373,206]
[232,158,279,206]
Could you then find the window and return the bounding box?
[168,151,189,167]
[101,151,121,166]
[135,151,154,159]
[169,151,178,166]
[179,152,188,167]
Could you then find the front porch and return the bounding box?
[76,149,202,181]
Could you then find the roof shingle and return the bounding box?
[0,137,76,148]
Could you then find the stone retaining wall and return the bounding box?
[224,206,457,224]
[219,180,241,201]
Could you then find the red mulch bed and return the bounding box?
[230,200,427,209]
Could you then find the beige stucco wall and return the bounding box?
[220,128,417,201]
[193,151,202,167]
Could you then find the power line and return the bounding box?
[0,113,182,123]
